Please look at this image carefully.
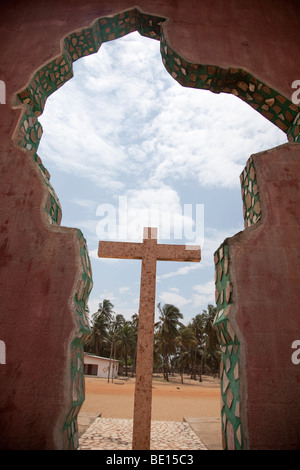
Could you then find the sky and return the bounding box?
[37,31,287,325]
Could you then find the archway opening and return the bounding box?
[36,29,287,324]
[12,8,298,450]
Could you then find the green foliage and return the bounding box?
[84,299,220,381]
[154,303,221,382]
[84,302,139,376]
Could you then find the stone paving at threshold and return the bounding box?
[78,418,207,451]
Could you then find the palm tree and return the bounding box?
[175,327,197,383]
[198,305,220,380]
[84,310,110,356]
[153,335,163,372]
[114,321,136,376]
[96,299,114,321]
[107,313,125,382]
[130,313,139,376]
[189,313,205,380]
[131,313,139,330]
[84,299,115,356]
[155,303,184,381]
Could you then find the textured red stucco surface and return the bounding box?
[0,0,300,449]
[229,143,300,449]
[0,149,81,448]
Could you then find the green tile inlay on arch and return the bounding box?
[14,7,300,140]
[159,28,300,141]
[240,156,261,229]
[213,242,243,450]
[63,229,93,450]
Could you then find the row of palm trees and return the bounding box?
[154,302,220,382]
[84,299,220,382]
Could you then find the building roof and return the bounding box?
[84,352,119,363]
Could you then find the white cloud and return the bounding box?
[169,287,180,293]
[157,225,242,280]
[67,218,98,235]
[145,85,287,189]
[89,249,122,264]
[71,197,97,210]
[193,280,215,295]
[119,286,130,294]
[36,31,287,324]
[161,263,201,279]
[95,185,202,243]
[38,31,287,200]
[159,290,192,309]
[88,249,98,260]
[38,101,129,191]
[192,280,216,308]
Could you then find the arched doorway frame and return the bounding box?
[11,7,300,450]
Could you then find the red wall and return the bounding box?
[0,0,300,449]
[230,143,300,449]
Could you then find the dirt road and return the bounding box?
[80,374,221,421]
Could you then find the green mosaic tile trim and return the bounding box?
[63,11,139,64]
[213,243,243,450]
[63,339,86,450]
[63,229,92,450]
[240,156,261,228]
[33,153,50,180]
[16,101,91,450]
[16,104,43,153]
[15,7,299,140]
[15,104,62,225]
[64,27,99,64]
[15,8,165,116]
[74,229,93,323]
[160,29,300,138]
[287,112,300,143]
[94,9,164,45]
[16,108,89,450]
[17,52,73,116]
[38,160,62,225]
[135,9,164,40]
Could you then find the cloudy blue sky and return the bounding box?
[38,32,287,324]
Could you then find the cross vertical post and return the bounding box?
[98,227,201,450]
[132,227,158,450]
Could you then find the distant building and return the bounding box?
[83,353,119,378]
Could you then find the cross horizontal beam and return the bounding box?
[156,243,201,262]
[98,240,201,263]
[98,241,143,260]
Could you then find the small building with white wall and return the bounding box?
[83,353,119,379]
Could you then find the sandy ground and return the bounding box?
[80,374,221,421]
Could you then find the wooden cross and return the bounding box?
[98,227,201,450]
